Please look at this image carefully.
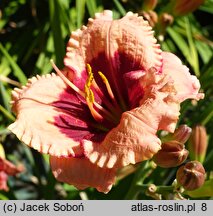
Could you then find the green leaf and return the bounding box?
[0,57,11,77]
[167,27,191,62]
[76,0,86,28]
[201,103,213,126]
[185,179,213,198]
[86,0,97,17]
[0,43,27,84]
[22,24,48,64]
[0,81,11,111]
[184,17,199,76]
[58,0,73,33]
[49,0,65,67]
[0,104,15,121]
[161,38,177,52]
[195,40,213,64]
[0,193,9,200]
[35,35,54,75]
[200,57,213,87]
[200,0,213,14]
[113,0,126,16]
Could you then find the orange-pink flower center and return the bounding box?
[51,60,122,131]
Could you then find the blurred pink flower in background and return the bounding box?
[0,157,24,191]
[8,10,204,193]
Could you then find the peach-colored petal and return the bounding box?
[64,10,162,109]
[162,52,204,102]
[83,94,164,169]
[137,55,204,133]
[83,64,195,168]
[64,10,162,77]
[8,74,96,157]
[138,67,181,133]
[50,156,116,193]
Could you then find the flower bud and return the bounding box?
[159,13,174,27]
[188,125,208,163]
[142,0,158,11]
[170,0,204,16]
[160,125,191,144]
[141,11,158,27]
[153,141,189,168]
[173,125,192,144]
[157,13,174,41]
[176,161,205,191]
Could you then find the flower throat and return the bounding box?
[51,60,123,130]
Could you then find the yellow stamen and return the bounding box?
[84,64,94,102]
[98,71,115,101]
[85,64,118,123]
[85,64,105,122]
[51,60,120,125]
[98,71,123,115]
[86,64,94,86]
[87,101,104,122]
[85,87,95,103]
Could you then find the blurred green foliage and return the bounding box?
[0,0,212,200]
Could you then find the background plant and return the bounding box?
[0,0,212,200]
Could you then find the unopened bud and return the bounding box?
[173,125,192,144]
[188,125,208,163]
[142,0,158,11]
[176,161,205,191]
[153,141,189,168]
[140,11,158,27]
[157,13,174,41]
[170,0,204,16]
[159,13,174,27]
[160,125,191,144]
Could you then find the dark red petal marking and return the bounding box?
[51,87,108,142]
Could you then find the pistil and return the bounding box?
[98,71,123,115]
[98,71,115,101]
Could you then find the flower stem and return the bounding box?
[125,161,154,199]
[125,183,175,199]
[125,160,176,199]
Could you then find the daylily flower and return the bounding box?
[8,10,204,193]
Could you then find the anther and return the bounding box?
[84,67,104,122]
[98,71,115,101]
[84,64,118,123]
[51,60,120,125]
